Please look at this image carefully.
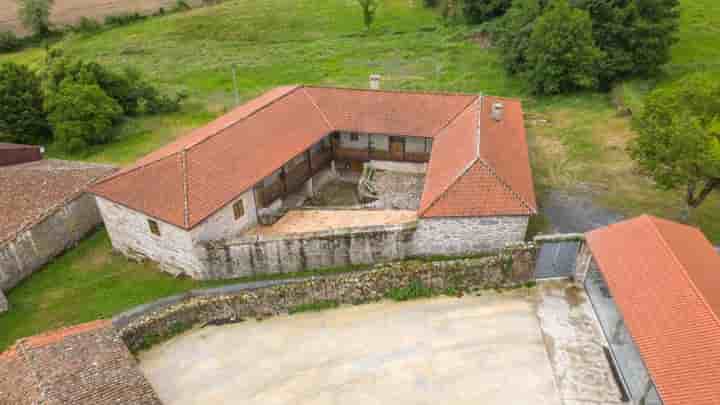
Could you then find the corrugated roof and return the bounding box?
[91,86,536,228]
[586,215,720,405]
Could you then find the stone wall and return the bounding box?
[411,216,530,256]
[196,221,418,280]
[114,247,537,352]
[96,197,204,276]
[0,193,103,292]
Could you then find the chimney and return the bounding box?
[369,74,381,90]
[491,102,504,121]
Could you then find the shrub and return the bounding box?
[0,62,49,144]
[463,0,513,23]
[525,0,603,94]
[174,0,192,12]
[46,81,122,153]
[17,0,54,37]
[386,279,434,301]
[494,0,545,74]
[73,17,102,34]
[0,31,22,53]
[104,12,146,27]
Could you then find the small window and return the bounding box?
[233,200,245,220]
[350,133,359,142]
[148,219,161,236]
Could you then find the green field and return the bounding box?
[0,0,717,349]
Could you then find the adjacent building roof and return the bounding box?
[0,159,116,244]
[91,86,536,229]
[0,320,162,405]
[0,143,42,166]
[586,215,720,405]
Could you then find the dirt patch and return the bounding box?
[0,0,204,36]
[305,180,359,207]
[470,31,493,49]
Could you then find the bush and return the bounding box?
[463,0,513,23]
[0,62,49,144]
[525,0,603,94]
[104,12,146,27]
[46,81,122,153]
[494,0,545,74]
[385,280,434,301]
[0,31,22,53]
[73,17,103,34]
[17,0,54,37]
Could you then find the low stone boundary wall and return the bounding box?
[197,222,418,279]
[114,246,536,352]
[0,193,103,293]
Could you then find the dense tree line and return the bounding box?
[424,0,680,95]
[0,50,184,153]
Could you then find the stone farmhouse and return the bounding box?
[575,215,720,405]
[90,85,537,279]
[0,145,115,311]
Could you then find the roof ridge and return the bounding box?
[180,150,190,228]
[475,158,536,214]
[431,95,481,138]
[419,98,482,216]
[301,86,336,130]
[304,84,482,98]
[644,215,720,330]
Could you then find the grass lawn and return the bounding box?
[0,0,718,348]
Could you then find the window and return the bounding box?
[148,219,161,236]
[350,133,359,142]
[233,200,245,220]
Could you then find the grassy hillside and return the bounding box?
[0,0,717,350]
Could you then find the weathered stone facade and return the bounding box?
[0,193,103,292]
[114,247,537,352]
[198,222,418,279]
[411,216,530,256]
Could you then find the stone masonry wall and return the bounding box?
[0,193,102,292]
[114,247,537,352]
[196,222,418,280]
[411,216,529,256]
[96,197,204,276]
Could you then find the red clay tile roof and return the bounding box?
[419,96,537,217]
[586,215,720,405]
[0,320,162,405]
[91,86,536,228]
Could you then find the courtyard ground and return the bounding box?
[245,209,417,236]
[139,285,623,405]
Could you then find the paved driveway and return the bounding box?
[139,294,561,405]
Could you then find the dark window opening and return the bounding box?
[148,219,161,236]
[233,200,245,220]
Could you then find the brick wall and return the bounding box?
[411,216,530,256]
[0,193,103,292]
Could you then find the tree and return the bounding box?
[46,81,122,153]
[357,0,380,30]
[629,73,720,220]
[525,0,603,94]
[17,0,54,37]
[463,0,513,23]
[0,62,49,144]
[577,0,680,88]
[494,0,545,74]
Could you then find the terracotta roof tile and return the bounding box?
[304,86,476,137]
[586,215,720,405]
[479,97,537,211]
[422,160,533,217]
[92,86,535,228]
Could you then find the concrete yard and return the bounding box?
[245,209,417,236]
[139,286,623,405]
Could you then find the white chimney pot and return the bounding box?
[370,74,381,90]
